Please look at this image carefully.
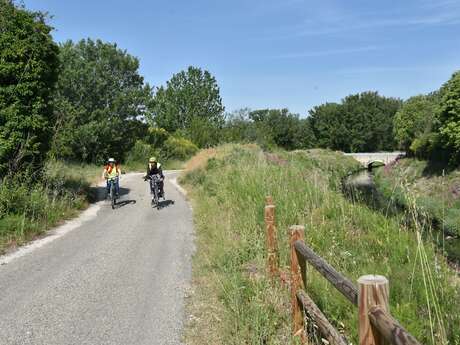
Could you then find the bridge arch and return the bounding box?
[367,160,385,170]
[343,152,405,169]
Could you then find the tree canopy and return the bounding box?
[309,92,402,152]
[0,0,59,176]
[222,108,314,150]
[439,71,460,162]
[150,66,225,148]
[51,39,152,163]
[393,94,438,152]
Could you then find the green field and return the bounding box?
[181,144,460,345]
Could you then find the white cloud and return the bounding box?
[266,2,460,40]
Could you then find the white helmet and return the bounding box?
[108,158,116,163]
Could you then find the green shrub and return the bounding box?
[162,136,198,160]
[0,161,97,252]
[410,132,442,160]
[125,140,159,165]
[145,127,169,147]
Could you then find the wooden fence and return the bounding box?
[264,197,422,345]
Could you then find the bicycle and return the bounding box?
[107,177,118,209]
[149,174,162,210]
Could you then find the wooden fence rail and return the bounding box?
[264,196,422,345]
[294,240,358,306]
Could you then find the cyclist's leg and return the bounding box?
[106,180,110,197]
[159,180,164,196]
[149,178,154,194]
[115,178,120,196]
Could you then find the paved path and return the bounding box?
[0,172,194,345]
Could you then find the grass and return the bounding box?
[374,159,460,237]
[180,144,460,345]
[0,160,100,254]
[373,159,460,263]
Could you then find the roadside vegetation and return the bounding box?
[181,144,460,345]
[373,159,460,262]
[0,161,100,254]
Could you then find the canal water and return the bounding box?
[343,168,460,268]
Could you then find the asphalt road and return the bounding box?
[0,172,194,345]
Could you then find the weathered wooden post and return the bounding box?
[358,275,389,345]
[290,225,306,343]
[264,197,278,279]
[266,195,274,206]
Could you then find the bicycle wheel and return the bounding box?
[111,182,116,209]
[150,180,155,206]
[153,184,159,209]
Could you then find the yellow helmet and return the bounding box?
[149,157,157,163]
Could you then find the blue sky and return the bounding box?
[24,0,460,116]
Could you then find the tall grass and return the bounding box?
[375,159,460,236]
[181,144,460,345]
[374,159,460,262]
[0,161,100,253]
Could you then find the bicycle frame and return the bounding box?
[107,177,118,209]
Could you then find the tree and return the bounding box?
[393,94,438,151]
[439,71,460,163]
[0,0,59,176]
[222,108,254,143]
[249,109,308,150]
[308,102,345,150]
[150,66,225,147]
[52,39,152,163]
[309,92,401,152]
[222,108,314,150]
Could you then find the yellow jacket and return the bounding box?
[103,164,121,179]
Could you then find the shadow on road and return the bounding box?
[90,186,131,202]
[157,199,175,209]
[114,199,137,209]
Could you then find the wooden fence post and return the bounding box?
[290,225,306,343]
[358,275,390,345]
[266,195,274,206]
[264,202,278,280]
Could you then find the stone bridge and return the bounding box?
[343,152,405,169]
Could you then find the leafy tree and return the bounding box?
[341,92,401,152]
[308,102,345,150]
[297,118,316,149]
[249,109,308,150]
[0,0,59,176]
[439,71,460,163]
[309,92,401,152]
[222,108,314,150]
[150,66,225,147]
[52,39,152,163]
[222,108,254,143]
[393,94,438,152]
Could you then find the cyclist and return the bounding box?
[144,157,164,198]
[102,158,121,197]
